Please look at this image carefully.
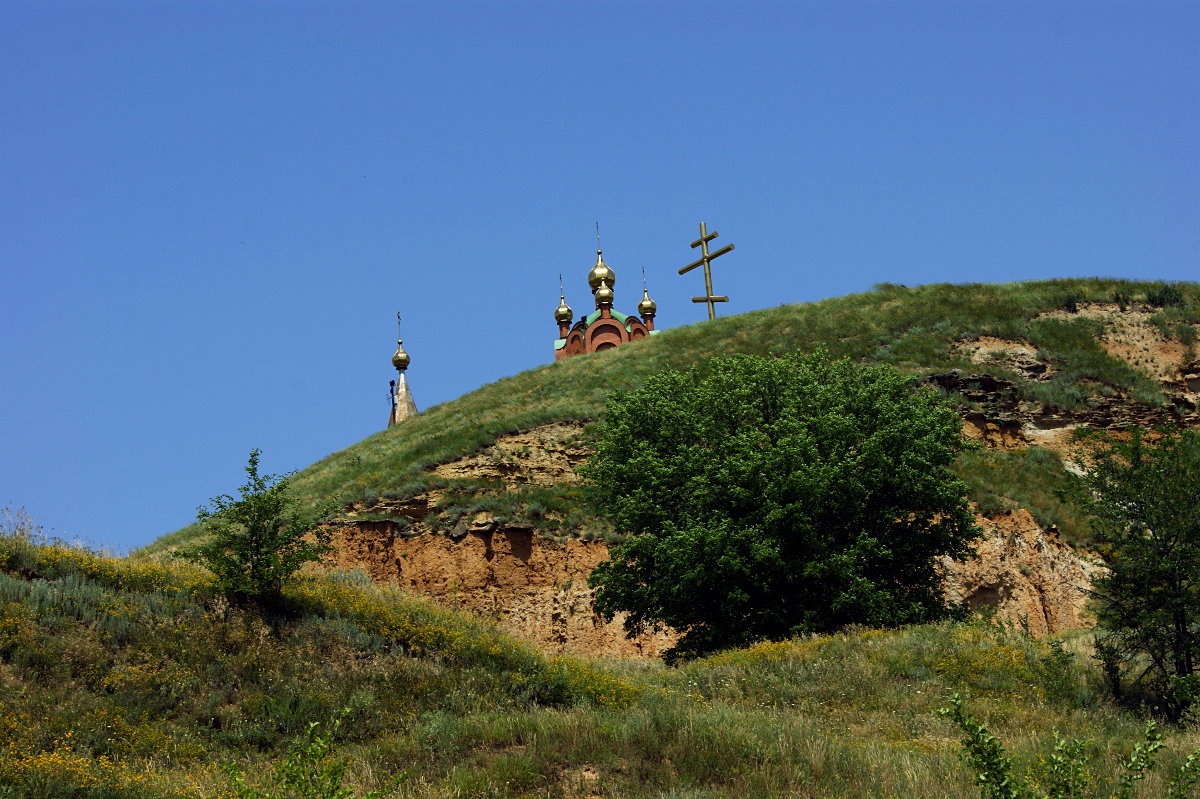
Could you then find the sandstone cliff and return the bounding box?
[327,505,1098,658]
[940,509,1102,637]
[327,516,677,658]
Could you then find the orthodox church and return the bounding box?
[554,249,658,361]
[386,246,662,429]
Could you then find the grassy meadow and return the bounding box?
[5,522,1200,799]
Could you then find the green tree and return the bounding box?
[1067,428,1200,719]
[584,351,980,662]
[181,449,337,603]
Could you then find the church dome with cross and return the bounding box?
[554,248,658,361]
[387,314,418,428]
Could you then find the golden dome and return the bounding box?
[391,338,410,371]
[638,287,657,317]
[587,249,616,292]
[554,294,573,324]
[594,278,614,307]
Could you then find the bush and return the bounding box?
[179,450,336,604]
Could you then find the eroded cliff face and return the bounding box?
[326,516,677,659]
[326,506,1097,658]
[942,304,1200,454]
[941,509,1103,636]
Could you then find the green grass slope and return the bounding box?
[145,277,1198,556]
[6,526,1200,798]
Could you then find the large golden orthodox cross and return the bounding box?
[678,221,734,320]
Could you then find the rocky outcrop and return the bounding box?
[325,507,1099,658]
[941,509,1103,636]
[432,421,590,487]
[941,307,1200,443]
[325,514,677,659]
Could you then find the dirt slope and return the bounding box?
[327,517,677,658]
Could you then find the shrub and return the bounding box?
[179,450,336,604]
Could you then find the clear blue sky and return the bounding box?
[2,1,1196,553]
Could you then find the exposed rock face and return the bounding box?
[325,506,1098,658]
[325,516,677,659]
[432,422,590,487]
[943,306,1200,446]
[941,509,1104,637]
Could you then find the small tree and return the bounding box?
[1067,427,1200,718]
[181,449,337,603]
[584,351,980,662]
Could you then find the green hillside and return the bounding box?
[7,279,1200,798]
[146,277,1198,556]
[6,524,1200,798]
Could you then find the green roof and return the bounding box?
[584,308,632,328]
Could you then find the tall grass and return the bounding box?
[955,447,1092,546]
[6,527,1200,798]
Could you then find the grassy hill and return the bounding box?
[7,278,1200,798]
[146,277,1198,555]
[6,519,1200,798]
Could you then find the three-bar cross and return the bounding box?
[678,221,734,320]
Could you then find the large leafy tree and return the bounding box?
[181,449,336,604]
[1068,428,1200,719]
[584,351,980,662]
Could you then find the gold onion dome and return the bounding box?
[391,339,410,371]
[638,287,657,316]
[587,249,616,291]
[554,295,573,324]
[595,278,614,306]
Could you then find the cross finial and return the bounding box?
[595,221,601,251]
[559,272,564,297]
[641,265,648,290]
[678,221,735,320]
[395,311,402,339]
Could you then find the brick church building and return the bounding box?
[554,249,658,361]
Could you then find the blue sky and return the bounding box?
[2,1,1197,553]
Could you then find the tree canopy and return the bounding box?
[1067,427,1200,719]
[584,351,980,662]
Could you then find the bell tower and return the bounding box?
[388,313,417,427]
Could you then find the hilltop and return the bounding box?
[146,278,1199,559]
[134,278,1200,657]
